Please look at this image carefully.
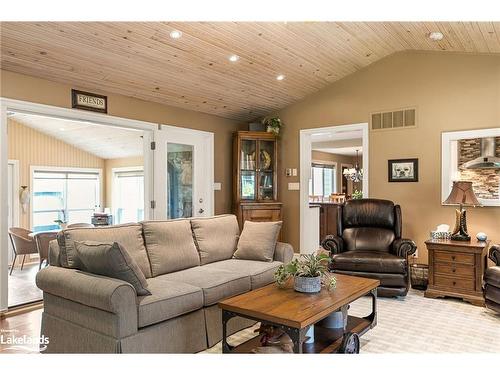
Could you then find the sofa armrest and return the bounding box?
[36,266,137,317]
[321,235,344,255]
[274,242,294,264]
[489,244,500,265]
[392,238,417,258]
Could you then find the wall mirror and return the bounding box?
[442,127,500,206]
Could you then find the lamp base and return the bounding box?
[450,233,471,242]
[451,208,471,242]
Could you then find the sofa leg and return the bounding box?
[21,255,26,270]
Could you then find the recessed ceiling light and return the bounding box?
[276,74,285,81]
[229,54,240,62]
[429,31,444,41]
[59,128,66,131]
[169,30,182,39]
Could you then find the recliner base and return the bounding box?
[332,269,409,297]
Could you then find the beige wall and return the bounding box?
[7,119,105,229]
[277,51,500,261]
[104,156,144,208]
[311,150,361,194]
[1,70,245,216]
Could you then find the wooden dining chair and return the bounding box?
[8,227,38,275]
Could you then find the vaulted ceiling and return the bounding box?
[2,22,500,121]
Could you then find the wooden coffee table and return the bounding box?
[219,273,379,354]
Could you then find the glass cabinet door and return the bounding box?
[258,140,275,200]
[240,139,257,200]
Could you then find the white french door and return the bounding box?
[153,125,214,220]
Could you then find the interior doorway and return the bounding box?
[299,123,369,254]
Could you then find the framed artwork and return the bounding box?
[388,158,418,182]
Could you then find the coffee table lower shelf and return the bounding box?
[228,316,372,354]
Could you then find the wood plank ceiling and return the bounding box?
[2,22,500,122]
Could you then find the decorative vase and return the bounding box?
[294,276,321,293]
[266,126,279,135]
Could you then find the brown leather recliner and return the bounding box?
[321,199,416,297]
[484,245,500,313]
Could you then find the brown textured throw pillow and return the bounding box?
[233,221,282,262]
[74,240,151,296]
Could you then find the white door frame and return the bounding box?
[299,123,369,254]
[0,97,157,312]
[7,160,20,265]
[154,124,214,220]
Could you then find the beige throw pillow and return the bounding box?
[233,221,282,262]
[74,240,151,296]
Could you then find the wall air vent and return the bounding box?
[371,107,416,131]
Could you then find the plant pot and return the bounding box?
[294,276,321,293]
[266,126,279,135]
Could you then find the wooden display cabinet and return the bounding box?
[233,131,282,229]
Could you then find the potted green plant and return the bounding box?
[352,190,363,199]
[262,116,283,136]
[274,252,337,293]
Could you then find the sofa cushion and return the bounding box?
[57,224,151,278]
[160,266,251,306]
[191,215,240,265]
[137,277,204,328]
[332,250,407,274]
[142,220,200,277]
[74,241,151,296]
[485,267,500,289]
[203,259,282,289]
[233,221,282,262]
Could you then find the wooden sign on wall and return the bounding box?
[71,89,107,113]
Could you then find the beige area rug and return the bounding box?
[203,289,500,353]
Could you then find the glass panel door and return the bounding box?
[153,125,214,220]
[167,143,194,219]
[240,139,256,200]
[258,140,275,200]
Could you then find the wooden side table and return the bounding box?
[424,239,489,306]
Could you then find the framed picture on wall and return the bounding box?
[388,158,418,182]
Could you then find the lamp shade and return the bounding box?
[443,181,480,206]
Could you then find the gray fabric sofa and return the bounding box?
[35,215,293,353]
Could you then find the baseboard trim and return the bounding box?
[0,301,43,319]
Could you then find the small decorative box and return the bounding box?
[430,231,451,240]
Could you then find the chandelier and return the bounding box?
[343,149,363,182]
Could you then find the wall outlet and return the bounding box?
[213,182,222,191]
[288,182,300,191]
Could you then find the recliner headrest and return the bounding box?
[342,199,395,229]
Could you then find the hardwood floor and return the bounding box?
[8,263,43,307]
[0,308,42,354]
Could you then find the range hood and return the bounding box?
[463,137,500,169]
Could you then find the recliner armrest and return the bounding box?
[274,242,294,263]
[321,235,344,255]
[489,244,500,265]
[392,238,417,258]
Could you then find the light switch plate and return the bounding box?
[213,182,222,191]
[292,168,298,176]
[285,168,292,177]
[288,182,300,191]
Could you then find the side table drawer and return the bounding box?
[434,263,475,278]
[434,275,474,291]
[434,251,474,265]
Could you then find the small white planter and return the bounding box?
[294,276,321,293]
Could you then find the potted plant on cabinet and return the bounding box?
[274,252,336,293]
[262,116,283,136]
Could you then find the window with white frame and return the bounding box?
[309,163,337,198]
[32,168,101,231]
[112,167,144,224]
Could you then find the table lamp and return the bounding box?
[443,181,480,241]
